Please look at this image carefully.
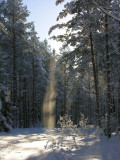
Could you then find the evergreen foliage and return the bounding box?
[49,0,120,138]
[0,0,119,140]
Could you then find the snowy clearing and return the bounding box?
[0,128,120,160]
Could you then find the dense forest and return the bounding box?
[0,0,120,140]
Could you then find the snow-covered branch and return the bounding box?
[56,0,65,6]
[93,0,120,22]
[48,23,66,35]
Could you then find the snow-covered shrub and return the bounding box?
[45,138,57,149]
[57,114,78,148]
[0,86,14,132]
[94,127,104,138]
[101,116,106,130]
[79,113,88,137]
[0,112,12,132]
[45,115,78,149]
[58,114,77,136]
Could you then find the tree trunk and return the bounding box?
[12,2,17,128]
[89,32,101,127]
[18,76,22,128]
[118,78,120,126]
[63,64,67,115]
[23,78,27,128]
[88,75,92,124]
[105,14,111,138]
[32,58,36,126]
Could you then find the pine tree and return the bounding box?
[0,0,52,129]
[50,0,120,132]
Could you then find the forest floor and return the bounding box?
[0,127,120,160]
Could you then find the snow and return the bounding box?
[0,127,120,160]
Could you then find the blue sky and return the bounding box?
[22,0,68,53]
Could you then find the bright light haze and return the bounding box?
[23,0,68,53]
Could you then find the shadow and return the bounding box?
[0,128,120,160]
[25,144,103,160]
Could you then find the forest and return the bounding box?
[0,0,120,141]
[0,0,120,159]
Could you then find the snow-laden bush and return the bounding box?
[45,114,93,150]
[58,114,77,136]
[0,87,14,132]
[45,114,78,149]
[94,127,104,138]
[57,114,78,148]
[79,113,88,137]
[79,113,88,127]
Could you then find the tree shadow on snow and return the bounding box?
[25,141,104,160]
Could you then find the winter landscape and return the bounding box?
[0,126,120,160]
[0,0,120,160]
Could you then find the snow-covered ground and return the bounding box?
[0,127,120,160]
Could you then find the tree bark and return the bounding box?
[23,78,27,128]
[12,1,17,128]
[63,63,67,115]
[32,58,36,126]
[89,32,101,127]
[117,78,120,126]
[105,14,111,138]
